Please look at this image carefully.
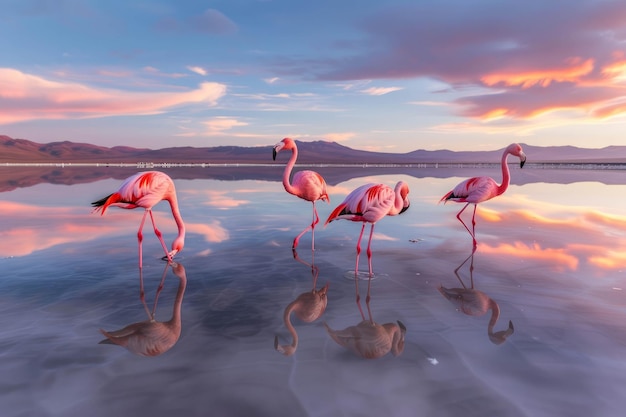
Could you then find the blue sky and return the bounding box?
[1,0,626,152]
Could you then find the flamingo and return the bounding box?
[324,181,409,319]
[439,143,526,247]
[274,248,329,356]
[99,261,187,356]
[92,171,185,268]
[272,137,329,250]
[324,320,406,359]
[438,249,514,345]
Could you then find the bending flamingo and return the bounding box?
[273,137,329,250]
[439,143,526,247]
[325,181,409,319]
[99,261,187,356]
[324,319,406,359]
[92,171,185,268]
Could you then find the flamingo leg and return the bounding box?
[292,201,320,250]
[139,266,151,319]
[455,203,477,244]
[354,223,367,321]
[137,210,149,269]
[454,246,476,289]
[150,260,171,319]
[365,224,375,322]
[471,204,478,248]
[148,210,172,262]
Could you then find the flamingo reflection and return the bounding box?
[324,275,406,359]
[274,248,329,356]
[438,249,514,345]
[99,261,187,356]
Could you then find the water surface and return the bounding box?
[0,166,624,417]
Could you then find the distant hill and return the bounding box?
[2,134,626,164]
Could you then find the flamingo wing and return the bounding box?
[325,183,394,225]
[440,176,499,204]
[292,170,329,202]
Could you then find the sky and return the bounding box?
[1,0,626,153]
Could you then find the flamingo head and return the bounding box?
[489,320,515,345]
[162,236,185,262]
[390,320,407,356]
[507,143,526,168]
[396,181,411,214]
[272,137,295,160]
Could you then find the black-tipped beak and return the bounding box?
[400,201,410,214]
[272,148,277,161]
[520,156,526,168]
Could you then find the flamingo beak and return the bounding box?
[519,153,526,168]
[400,200,410,214]
[272,147,278,160]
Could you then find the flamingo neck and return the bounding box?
[487,298,501,333]
[282,147,298,196]
[168,270,187,327]
[497,149,512,196]
[168,193,186,250]
[283,301,299,350]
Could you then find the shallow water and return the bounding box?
[0,166,624,417]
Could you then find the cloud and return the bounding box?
[187,66,208,76]
[324,132,355,142]
[0,68,227,124]
[299,1,626,123]
[360,86,403,95]
[203,117,249,135]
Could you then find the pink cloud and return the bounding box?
[0,68,227,124]
[298,1,626,121]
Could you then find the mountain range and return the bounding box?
[2,134,626,164]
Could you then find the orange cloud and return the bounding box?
[0,68,227,124]
[480,241,579,271]
[481,58,594,89]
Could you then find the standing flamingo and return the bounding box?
[325,181,409,319]
[92,171,185,268]
[272,138,329,250]
[439,143,526,247]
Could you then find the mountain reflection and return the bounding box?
[438,249,514,345]
[274,249,329,356]
[99,261,187,356]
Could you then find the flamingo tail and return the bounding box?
[439,190,454,204]
[91,193,118,215]
[324,203,349,226]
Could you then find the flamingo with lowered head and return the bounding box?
[92,171,185,268]
[99,261,187,356]
[273,138,329,250]
[324,319,406,359]
[440,143,526,247]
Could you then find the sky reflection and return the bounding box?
[1,167,625,417]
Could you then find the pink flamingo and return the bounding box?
[439,143,526,247]
[92,171,185,268]
[325,181,409,319]
[438,249,514,345]
[273,138,329,250]
[99,261,187,356]
[274,248,329,356]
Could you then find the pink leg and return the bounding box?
[471,204,478,248]
[148,210,172,262]
[292,202,319,250]
[354,223,366,321]
[150,261,171,319]
[139,266,151,318]
[456,203,476,245]
[365,224,375,322]
[137,210,149,269]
